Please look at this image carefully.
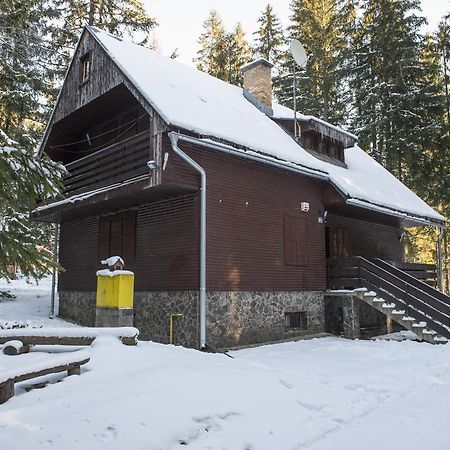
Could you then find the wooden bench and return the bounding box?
[0,350,90,404]
[0,327,139,355]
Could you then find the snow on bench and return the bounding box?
[0,349,90,404]
[0,327,139,349]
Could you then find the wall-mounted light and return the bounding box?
[300,201,310,212]
[147,160,158,170]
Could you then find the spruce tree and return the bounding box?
[0,0,66,281]
[253,4,285,65]
[275,0,357,123]
[227,23,252,85]
[195,12,251,86]
[195,10,226,78]
[351,0,442,183]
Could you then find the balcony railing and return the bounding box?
[64,130,151,197]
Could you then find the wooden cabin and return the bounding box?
[34,26,449,348]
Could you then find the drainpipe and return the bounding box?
[50,223,59,317]
[169,132,207,349]
[437,226,445,292]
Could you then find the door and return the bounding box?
[326,226,351,258]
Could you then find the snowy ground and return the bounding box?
[1,280,450,449]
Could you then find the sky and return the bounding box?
[144,0,450,65]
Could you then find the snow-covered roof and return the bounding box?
[89,27,444,225]
[271,103,358,141]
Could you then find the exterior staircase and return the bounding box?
[327,257,450,344]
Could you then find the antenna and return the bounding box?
[290,39,309,140]
[290,39,308,68]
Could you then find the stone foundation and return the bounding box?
[134,291,199,348]
[95,307,134,327]
[59,291,96,326]
[206,291,325,348]
[59,290,325,348]
[325,295,387,339]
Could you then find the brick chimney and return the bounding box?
[241,58,274,111]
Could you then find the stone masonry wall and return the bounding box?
[207,291,325,348]
[59,290,325,349]
[134,291,199,348]
[59,291,96,326]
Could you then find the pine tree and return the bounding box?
[195,11,251,86]
[275,0,357,123]
[253,4,284,65]
[226,23,252,85]
[351,0,443,183]
[0,0,66,281]
[0,131,65,281]
[195,10,226,78]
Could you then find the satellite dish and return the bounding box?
[290,39,308,68]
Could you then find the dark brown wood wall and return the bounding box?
[59,217,99,292]
[58,195,199,292]
[162,139,328,291]
[326,213,403,261]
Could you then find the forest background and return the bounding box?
[2,0,450,291]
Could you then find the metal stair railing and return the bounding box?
[327,257,450,338]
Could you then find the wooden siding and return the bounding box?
[53,31,124,123]
[326,213,403,261]
[163,139,328,291]
[58,195,199,292]
[59,217,99,292]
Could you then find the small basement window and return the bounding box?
[285,311,307,330]
[79,52,91,84]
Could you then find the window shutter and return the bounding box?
[122,210,137,263]
[110,213,122,256]
[284,215,309,266]
[98,217,111,261]
[296,217,309,266]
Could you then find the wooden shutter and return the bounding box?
[110,213,122,256]
[284,215,309,266]
[295,216,309,266]
[122,210,137,263]
[98,217,111,261]
[284,215,298,265]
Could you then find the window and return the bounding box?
[284,215,309,266]
[285,311,307,330]
[79,52,91,84]
[98,210,136,263]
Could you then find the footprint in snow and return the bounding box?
[279,379,295,389]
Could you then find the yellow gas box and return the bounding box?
[96,270,134,309]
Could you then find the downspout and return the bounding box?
[50,223,59,317]
[169,132,207,349]
[437,226,445,292]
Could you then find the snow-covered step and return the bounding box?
[382,303,396,309]
[401,316,416,322]
[372,298,385,303]
[364,291,377,298]
[423,329,437,336]
[392,310,406,316]
[412,322,427,329]
[434,336,448,343]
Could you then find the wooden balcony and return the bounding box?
[64,130,151,197]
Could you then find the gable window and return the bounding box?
[98,210,136,263]
[285,311,307,330]
[79,52,91,84]
[284,215,309,266]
